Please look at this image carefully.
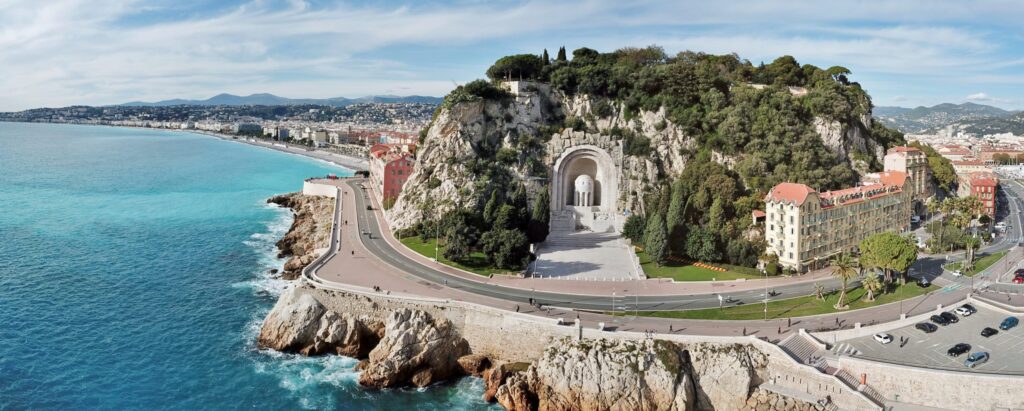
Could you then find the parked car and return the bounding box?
[1000,317,1019,330]
[873,333,893,344]
[931,314,951,326]
[915,323,938,333]
[964,352,990,368]
[955,306,973,317]
[917,277,931,287]
[1014,268,1024,276]
[981,327,999,337]
[940,312,959,323]
[961,304,977,314]
[1014,275,1024,284]
[951,270,963,277]
[911,215,921,224]
[947,343,971,357]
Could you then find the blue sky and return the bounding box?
[2,0,1023,111]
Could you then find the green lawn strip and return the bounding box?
[943,250,1007,277]
[399,236,508,276]
[630,282,939,320]
[637,250,763,281]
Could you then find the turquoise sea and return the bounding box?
[0,123,493,410]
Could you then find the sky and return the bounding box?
[2,0,1024,111]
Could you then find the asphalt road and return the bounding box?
[345,180,920,311]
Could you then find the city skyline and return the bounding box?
[2,0,1024,111]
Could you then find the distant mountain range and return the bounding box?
[874,102,1017,134]
[121,93,442,107]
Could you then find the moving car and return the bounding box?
[1014,275,1024,284]
[951,270,963,277]
[911,215,921,224]
[955,306,973,317]
[981,327,999,337]
[939,312,959,324]
[917,276,931,287]
[1000,317,1019,330]
[931,314,951,326]
[873,333,893,344]
[947,343,971,357]
[915,322,938,333]
[964,352,990,368]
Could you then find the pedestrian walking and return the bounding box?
[515,305,519,313]
[778,326,781,334]
[788,318,791,327]
[742,327,746,336]
[669,325,673,332]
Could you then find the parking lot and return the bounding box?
[834,306,1024,373]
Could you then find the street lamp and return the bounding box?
[612,292,616,316]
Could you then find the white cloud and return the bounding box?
[0,0,1022,110]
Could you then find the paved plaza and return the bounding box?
[835,306,1024,374]
[531,231,640,281]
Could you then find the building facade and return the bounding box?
[958,172,998,217]
[765,171,912,271]
[883,146,931,209]
[369,144,416,204]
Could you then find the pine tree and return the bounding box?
[542,49,550,65]
[556,46,567,62]
[483,190,500,222]
[528,189,550,243]
[644,213,669,266]
[666,179,686,255]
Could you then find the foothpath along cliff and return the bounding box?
[267,192,334,280]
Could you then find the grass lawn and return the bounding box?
[637,250,763,281]
[630,281,939,320]
[943,250,1007,277]
[399,236,513,276]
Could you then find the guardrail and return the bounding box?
[301,187,343,284]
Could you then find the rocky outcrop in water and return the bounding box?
[487,337,773,411]
[267,192,334,279]
[256,288,381,357]
[258,288,471,388]
[358,308,471,388]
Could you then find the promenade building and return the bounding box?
[764,171,912,271]
[951,159,987,176]
[369,144,416,205]
[958,172,999,217]
[882,146,932,210]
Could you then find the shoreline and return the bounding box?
[2,120,369,172]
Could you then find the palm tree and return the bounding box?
[862,273,883,302]
[963,236,981,272]
[831,253,858,310]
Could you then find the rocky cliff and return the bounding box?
[258,286,471,388]
[267,193,334,279]
[258,287,826,410]
[387,78,894,231]
[485,337,814,411]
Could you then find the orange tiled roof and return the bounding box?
[888,146,922,154]
[765,183,816,205]
[968,172,998,187]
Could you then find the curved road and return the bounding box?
[343,179,1017,312]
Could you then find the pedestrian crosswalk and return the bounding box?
[830,343,861,356]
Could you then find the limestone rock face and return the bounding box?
[813,114,883,174]
[358,309,471,388]
[743,387,825,411]
[686,343,767,411]
[267,193,335,279]
[484,362,529,402]
[256,288,378,357]
[457,354,491,377]
[503,338,695,411]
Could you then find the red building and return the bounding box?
[958,172,999,217]
[369,144,416,204]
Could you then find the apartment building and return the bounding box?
[764,171,912,271]
[958,172,998,217]
[369,144,416,205]
[882,146,932,209]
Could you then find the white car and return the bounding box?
[873,333,893,344]
[911,215,921,224]
[951,270,963,277]
[955,306,973,317]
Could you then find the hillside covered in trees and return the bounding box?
[390,46,907,271]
